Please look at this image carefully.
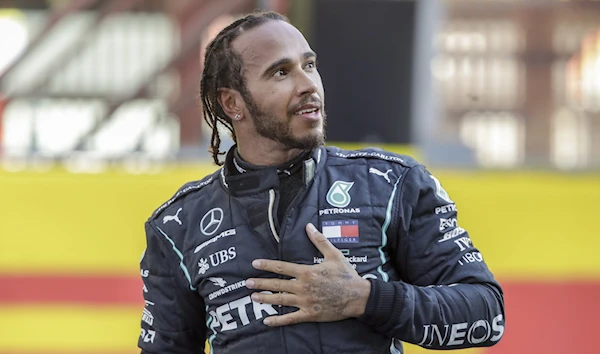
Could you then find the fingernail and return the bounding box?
[251,293,260,301]
[246,279,254,288]
[252,260,262,268]
[263,318,272,325]
[307,223,317,233]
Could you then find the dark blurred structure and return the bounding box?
[0,0,262,164]
[312,0,416,145]
[429,0,600,169]
[0,0,599,170]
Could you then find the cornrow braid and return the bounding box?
[200,11,289,165]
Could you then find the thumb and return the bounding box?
[306,223,339,259]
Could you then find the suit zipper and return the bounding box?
[268,189,280,243]
[276,178,315,354]
[278,181,314,243]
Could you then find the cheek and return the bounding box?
[261,95,288,117]
[251,83,293,116]
[268,93,290,114]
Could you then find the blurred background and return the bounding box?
[0,0,598,353]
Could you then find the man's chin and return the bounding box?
[291,131,325,150]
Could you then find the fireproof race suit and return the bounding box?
[138,146,505,354]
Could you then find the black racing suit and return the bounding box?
[138,146,505,353]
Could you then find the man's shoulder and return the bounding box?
[324,145,421,169]
[148,169,221,223]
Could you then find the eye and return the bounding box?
[305,61,316,69]
[273,69,288,77]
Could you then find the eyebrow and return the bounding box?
[261,51,317,78]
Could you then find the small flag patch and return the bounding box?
[321,220,359,243]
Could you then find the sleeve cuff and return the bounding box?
[358,279,405,331]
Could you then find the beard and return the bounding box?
[242,93,326,150]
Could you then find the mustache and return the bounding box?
[288,95,322,115]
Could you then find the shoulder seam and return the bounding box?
[327,146,419,168]
[150,170,220,221]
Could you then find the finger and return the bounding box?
[246,278,298,293]
[252,259,306,278]
[305,223,343,259]
[251,291,300,307]
[262,311,306,327]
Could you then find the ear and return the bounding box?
[217,88,244,121]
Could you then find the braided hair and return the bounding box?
[200,11,289,165]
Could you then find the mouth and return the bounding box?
[293,104,322,121]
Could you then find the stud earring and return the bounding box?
[234,113,241,120]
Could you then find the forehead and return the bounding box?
[232,20,313,73]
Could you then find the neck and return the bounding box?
[236,138,305,167]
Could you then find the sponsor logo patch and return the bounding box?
[314,255,367,269]
[208,291,278,332]
[198,258,210,274]
[208,247,236,267]
[208,277,227,287]
[208,280,247,300]
[163,207,183,225]
[438,227,466,243]
[369,167,393,183]
[140,329,156,343]
[458,251,483,266]
[326,181,354,208]
[454,236,473,251]
[321,219,359,244]
[200,208,224,236]
[195,229,236,254]
[142,308,154,326]
[435,204,457,215]
[439,218,458,232]
[418,314,504,347]
[319,207,360,216]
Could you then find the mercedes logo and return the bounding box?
[200,208,223,236]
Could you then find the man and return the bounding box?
[138,11,505,354]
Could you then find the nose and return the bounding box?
[296,70,318,97]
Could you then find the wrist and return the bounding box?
[348,278,371,317]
